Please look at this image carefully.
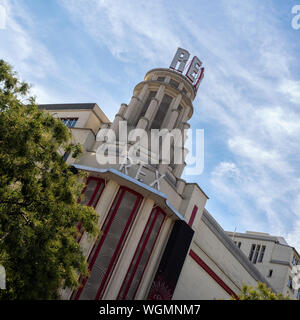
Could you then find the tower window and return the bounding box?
[169,79,179,89]
[150,94,173,130]
[157,77,165,82]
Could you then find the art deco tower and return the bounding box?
[92,47,204,191]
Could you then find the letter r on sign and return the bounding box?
[170,48,190,73]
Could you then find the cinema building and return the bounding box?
[41,48,276,300]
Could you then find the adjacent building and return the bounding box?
[227,230,300,299]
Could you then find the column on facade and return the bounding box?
[178,82,184,91]
[163,93,182,130]
[111,103,128,135]
[136,85,165,130]
[173,121,190,178]
[181,105,191,124]
[176,178,186,195]
[162,98,185,172]
[164,76,171,84]
[123,84,149,123]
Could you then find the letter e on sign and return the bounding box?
[186,56,202,83]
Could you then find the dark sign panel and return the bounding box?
[147,220,194,300]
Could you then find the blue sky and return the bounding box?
[1,0,300,251]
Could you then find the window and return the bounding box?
[253,245,261,264]
[267,269,273,278]
[233,241,241,248]
[249,244,265,263]
[249,244,256,261]
[258,245,266,263]
[63,151,70,161]
[288,277,293,290]
[157,77,165,82]
[72,187,143,300]
[75,177,105,242]
[79,177,105,208]
[150,94,173,130]
[117,207,165,300]
[292,256,298,266]
[61,118,78,128]
[169,79,179,89]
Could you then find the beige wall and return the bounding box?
[173,253,232,300]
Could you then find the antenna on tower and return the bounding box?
[232,227,237,242]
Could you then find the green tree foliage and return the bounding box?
[235,282,291,300]
[0,60,99,299]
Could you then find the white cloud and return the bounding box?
[0,0,57,79]
[228,136,292,173]
[60,0,181,66]
[255,107,300,136]
[212,162,240,179]
[279,80,300,105]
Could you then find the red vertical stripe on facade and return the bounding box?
[189,250,239,300]
[188,205,198,227]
